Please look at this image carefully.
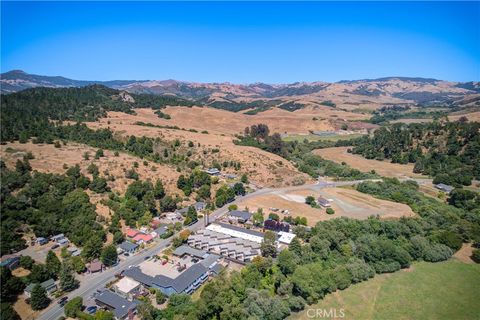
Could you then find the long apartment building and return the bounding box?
[188,223,262,262]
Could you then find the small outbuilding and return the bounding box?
[435,183,454,194]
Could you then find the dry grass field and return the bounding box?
[238,186,414,226]
[85,109,312,188]
[0,142,182,195]
[314,147,423,179]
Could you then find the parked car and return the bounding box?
[86,306,98,314]
[51,244,59,250]
[124,252,130,257]
[144,256,150,260]
[58,297,68,306]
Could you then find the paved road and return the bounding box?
[36,187,270,320]
[38,176,424,320]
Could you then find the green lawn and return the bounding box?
[290,260,480,320]
[282,133,364,143]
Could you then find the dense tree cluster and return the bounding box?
[177,170,211,197]
[1,85,194,141]
[1,161,104,256]
[235,124,378,180]
[351,121,480,186]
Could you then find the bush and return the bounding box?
[326,208,335,215]
[472,249,480,263]
[64,297,83,318]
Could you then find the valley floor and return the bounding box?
[289,259,480,320]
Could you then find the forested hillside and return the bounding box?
[0,85,194,141]
[350,121,480,186]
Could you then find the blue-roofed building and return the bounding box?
[123,263,210,297]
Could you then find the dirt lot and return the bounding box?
[85,109,311,188]
[314,147,423,179]
[238,186,415,226]
[13,294,39,320]
[453,243,476,264]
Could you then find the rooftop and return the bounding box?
[229,210,252,221]
[95,290,139,319]
[25,279,56,293]
[173,245,208,259]
[119,241,139,252]
[124,263,208,294]
[115,277,141,294]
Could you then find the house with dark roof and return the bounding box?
[95,290,140,320]
[123,263,209,296]
[24,279,57,298]
[175,207,190,216]
[228,210,252,223]
[118,241,139,254]
[194,201,206,212]
[152,225,169,238]
[435,183,454,194]
[0,255,20,270]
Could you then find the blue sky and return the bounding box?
[1,1,479,83]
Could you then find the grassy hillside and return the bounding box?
[290,260,480,320]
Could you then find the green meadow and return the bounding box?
[290,260,480,320]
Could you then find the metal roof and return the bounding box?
[123,263,208,294]
[228,210,252,221]
[173,245,208,258]
[25,279,56,293]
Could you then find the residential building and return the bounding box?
[112,277,142,300]
[173,245,209,259]
[0,255,20,270]
[188,228,262,262]
[193,201,206,212]
[228,210,252,223]
[118,241,139,254]
[151,225,169,238]
[132,233,153,245]
[95,290,139,320]
[125,229,140,238]
[123,263,209,296]
[24,279,57,298]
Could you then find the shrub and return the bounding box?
[326,208,335,215]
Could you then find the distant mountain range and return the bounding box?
[2,70,479,111]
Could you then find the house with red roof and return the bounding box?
[132,233,153,244]
[125,229,140,238]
